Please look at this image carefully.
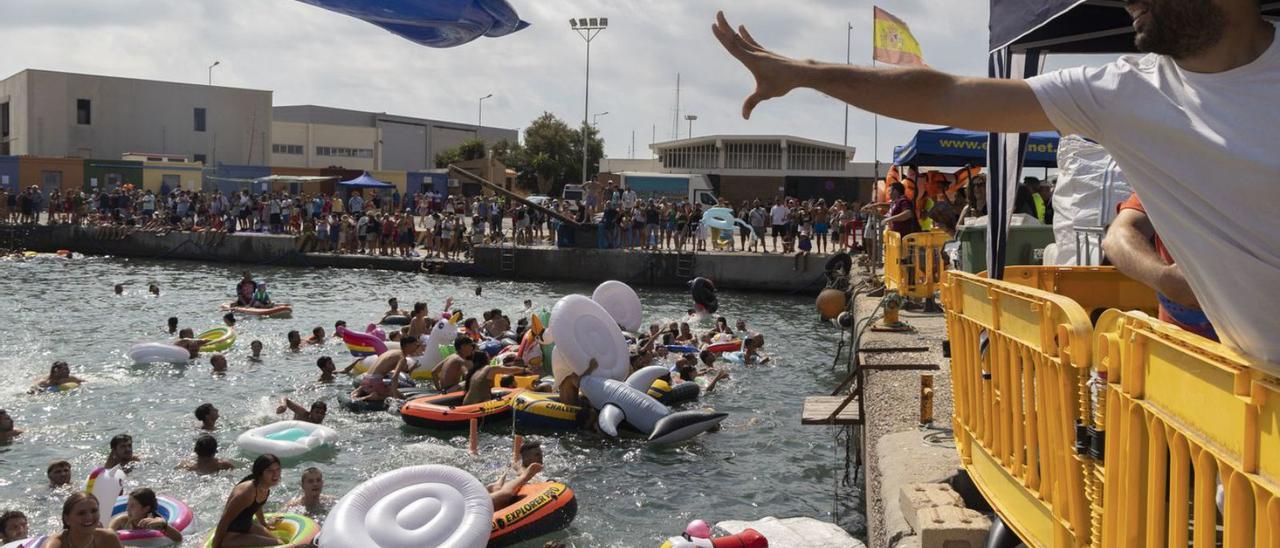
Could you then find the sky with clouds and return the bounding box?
[0,0,1113,162]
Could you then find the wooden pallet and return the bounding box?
[801,395,862,425]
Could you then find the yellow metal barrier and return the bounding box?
[1095,309,1280,548]
[1001,266,1159,321]
[943,270,1093,546]
[883,229,948,299]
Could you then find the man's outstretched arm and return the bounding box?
[712,11,1056,134]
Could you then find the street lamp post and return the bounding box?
[570,17,607,184]
[208,61,220,86]
[477,93,493,139]
[592,111,609,126]
[685,114,698,138]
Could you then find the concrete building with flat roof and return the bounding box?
[271,105,518,172]
[634,135,877,204]
[0,69,272,166]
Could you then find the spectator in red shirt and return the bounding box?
[883,183,920,236]
[1103,193,1216,340]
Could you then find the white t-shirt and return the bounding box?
[1027,27,1280,365]
[770,205,789,225]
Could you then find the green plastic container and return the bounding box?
[955,224,1056,273]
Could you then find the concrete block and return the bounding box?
[894,535,922,548]
[915,506,990,548]
[899,483,964,533]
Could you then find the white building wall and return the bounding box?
[269,121,378,171]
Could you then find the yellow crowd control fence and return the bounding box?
[883,229,948,299]
[943,266,1280,547]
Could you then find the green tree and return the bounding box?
[520,112,605,195]
[434,137,488,168]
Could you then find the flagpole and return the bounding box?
[872,15,880,182]
[844,22,851,152]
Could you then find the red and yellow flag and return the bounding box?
[873,6,925,66]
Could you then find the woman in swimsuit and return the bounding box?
[46,492,125,548]
[109,488,183,544]
[209,454,283,547]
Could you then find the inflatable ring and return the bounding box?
[110,494,194,547]
[547,295,629,381]
[705,340,742,353]
[351,354,427,380]
[42,382,80,393]
[399,389,524,429]
[236,420,338,460]
[722,351,747,364]
[202,513,316,547]
[664,344,698,354]
[591,280,643,332]
[339,326,390,357]
[1,536,47,548]
[220,304,293,318]
[492,374,539,389]
[86,467,126,527]
[647,379,700,407]
[825,252,853,275]
[318,465,492,548]
[127,343,190,364]
[381,315,411,326]
[489,482,578,547]
[340,387,432,413]
[350,373,416,389]
[197,327,236,353]
[660,528,767,548]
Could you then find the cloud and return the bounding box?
[0,0,1113,163]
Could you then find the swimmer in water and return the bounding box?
[556,359,599,407]
[382,298,407,321]
[0,409,22,441]
[47,459,71,488]
[182,434,235,475]
[304,327,325,345]
[406,302,430,340]
[429,336,477,393]
[285,467,335,518]
[275,398,326,424]
[29,361,85,394]
[461,354,531,405]
[249,340,263,362]
[114,283,124,295]
[223,313,237,328]
[148,283,160,296]
[286,331,303,352]
[487,435,544,509]
[210,454,283,548]
[741,336,770,364]
[104,433,141,471]
[109,488,183,544]
[195,403,220,431]
[167,317,179,335]
[676,358,730,394]
[350,337,423,404]
[210,354,228,375]
[46,492,124,548]
[174,328,209,359]
[235,272,257,306]
[315,357,336,383]
[675,322,695,345]
[1,510,28,545]
[331,320,346,339]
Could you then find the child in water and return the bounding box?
[285,467,336,518]
[250,283,272,308]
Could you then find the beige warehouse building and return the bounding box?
[0,69,272,165]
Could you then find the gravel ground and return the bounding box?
[851,274,957,548]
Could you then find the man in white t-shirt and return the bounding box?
[715,4,1280,365]
[768,199,789,253]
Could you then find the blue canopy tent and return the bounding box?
[893,127,1059,168]
[983,0,1280,279]
[294,0,529,48]
[338,172,395,190]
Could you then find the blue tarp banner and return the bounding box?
[339,172,395,189]
[295,0,529,48]
[893,126,1059,168]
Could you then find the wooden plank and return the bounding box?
[802,395,862,425]
[861,361,940,372]
[859,345,930,354]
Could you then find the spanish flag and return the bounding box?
[873,7,926,66]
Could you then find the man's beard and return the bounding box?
[1134,0,1228,58]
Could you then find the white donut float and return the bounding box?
[1,536,47,548]
[591,280,643,332]
[127,343,190,364]
[318,464,493,548]
[547,295,628,381]
[236,420,338,459]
